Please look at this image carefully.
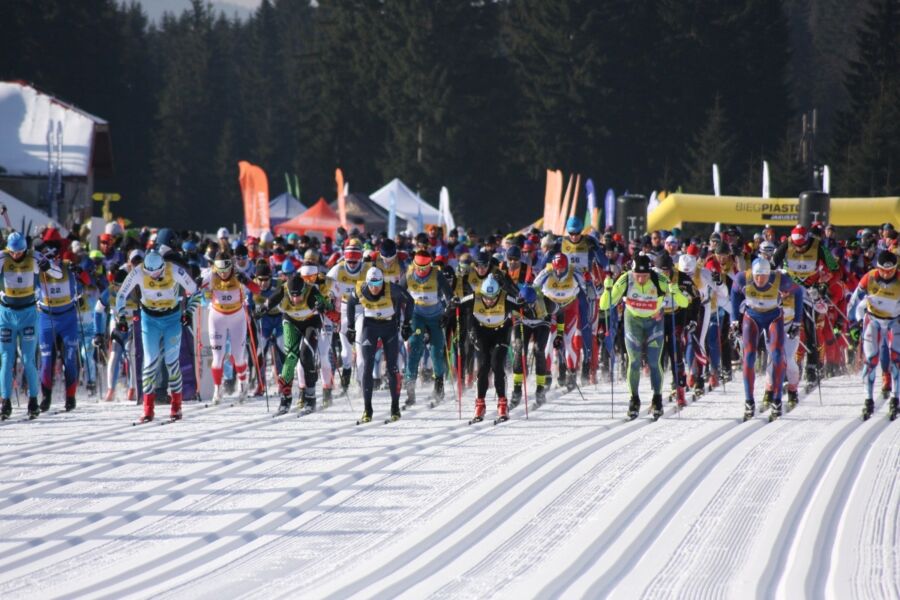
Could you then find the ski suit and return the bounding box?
[847,269,900,400]
[346,282,414,418]
[37,261,82,402]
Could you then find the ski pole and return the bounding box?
[244,306,268,411]
[669,307,681,418]
[604,308,613,418]
[519,310,529,420]
[714,306,726,394]
[0,205,11,229]
[456,305,462,420]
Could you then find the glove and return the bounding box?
[603,276,614,290]
[253,304,266,318]
[346,328,356,344]
[712,270,722,285]
[38,256,51,272]
[401,322,412,341]
[730,320,741,335]
[448,296,460,308]
[92,334,104,348]
[685,320,697,333]
[786,321,800,339]
[315,298,329,312]
[553,335,563,349]
[116,317,129,333]
[849,321,861,342]
[181,311,193,328]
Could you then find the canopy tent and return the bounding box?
[330,192,407,234]
[0,187,60,234]
[269,192,306,227]
[273,197,342,239]
[369,178,442,234]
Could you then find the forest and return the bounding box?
[1,0,898,230]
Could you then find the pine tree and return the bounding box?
[683,96,736,194]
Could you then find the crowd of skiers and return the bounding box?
[1,216,898,425]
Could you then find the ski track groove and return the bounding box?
[755,407,867,599]
[4,390,505,599]
[152,388,576,599]
[534,413,763,599]
[2,373,898,599]
[641,419,821,599]
[427,417,713,600]
[313,401,687,599]
[847,418,900,600]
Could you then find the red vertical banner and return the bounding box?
[238,161,270,237]
[336,168,347,228]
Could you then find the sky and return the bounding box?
[134,0,262,23]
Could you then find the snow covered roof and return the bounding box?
[0,81,113,178]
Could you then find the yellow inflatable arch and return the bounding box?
[648,194,900,231]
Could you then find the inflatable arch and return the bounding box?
[648,194,900,231]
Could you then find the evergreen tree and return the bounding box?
[683,96,736,194]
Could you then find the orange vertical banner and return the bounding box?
[238,160,270,237]
[336,168,347,228]
[568,174,581,220]
[557,174,574,235]
[542,169,555,231]
[550,170,564,233]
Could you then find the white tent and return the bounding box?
[0,187,60,233]
[269,192,306,226]
[0,81,107,177]
[369,178,442,234]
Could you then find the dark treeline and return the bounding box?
[2,0,898,231]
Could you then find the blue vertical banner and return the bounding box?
[604,188,616,229]
[388,190,397,239]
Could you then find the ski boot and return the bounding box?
[889,397,898,421]
[298,388,316,416]
[40,387,52,413]
[581,363,590,387]
[496,397,509,423]
[373,377,382,391]
[127,387,136,402]
[404,378,416,409]
[566,371,577,392]
[358,412,373,424]
[1,398,11,420]
[276,376,292,415]
[510,384,522,409]
[708,372,718,391]
[103,388,115,402]
[804,366,819,393]
[787,389,799,412]
[170,391,183,421]
[212,384,223,405]
[470,398,486,424]
[238,379,248,403]
[627,395,640,421]
[861,398,875,421]
[743,399,755,422]
[762,390,773,412]
[322,388,333,409]
[668,386,676,404]
[651,393,664,421]
[535,385,546,406]
[675,386,686,409]
[86,381,97,396]
[433,377,445,403]
[769,399,782,422]
[386,412,401,423]
[723,369,733,383]
[65,396,76,412]
[27,397,40,420]
[340,367,352,392]
[224,378,236,395]
[545,375,552,390]
[139,393,155,423]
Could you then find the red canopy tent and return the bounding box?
[273,197,345,239]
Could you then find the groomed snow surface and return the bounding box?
[0,371,898,600]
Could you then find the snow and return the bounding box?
[0,373,897,599]
[0,81,104,177]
